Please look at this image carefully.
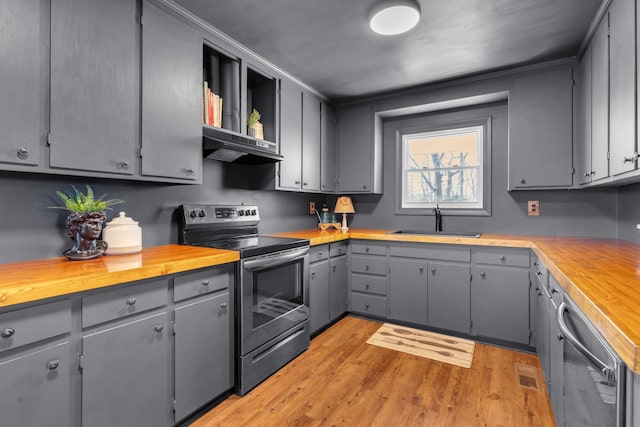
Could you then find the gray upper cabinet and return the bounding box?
[279,79,303,190]
[591,14,610,183]
[509,66,573,190]
[50,0,137,175]
[141,1,202,182]
[338,104,381,193]
[302,91,321,191]
[574,46,593,186]
[321,102,338,192]
[0,0,44,168]
[609,0,636,176]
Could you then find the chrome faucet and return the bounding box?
[433,204,442,232]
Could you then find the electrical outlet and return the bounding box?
[528,201,540,216]
[309,201,315,214]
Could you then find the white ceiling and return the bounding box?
[175,0,603,102]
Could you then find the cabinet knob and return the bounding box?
[365,264,370,271]
[154,324,164,333]
[363,185,367,190]
[294,180,301,184]
[119,160,129,168]
[480,272,486,278]
[557,334,563,341]
[201,280,210,286]
[431,267,436,273]
[499,256,505,261]
[551,288,558,294]
[584,172,591,177]
[365,247,370,253]
[220,302,228,309]
[47,360,61,371]
[1,327,15,338]
[519,178,526,184]
[303,182,308,186]
[17,147,29,157]
[332,265,337,272]
[311,272,316,279]
[126,297,136,306]
[590,171,596,176]
[365,303,370,309]
[419,266,424,272]
[186,168,195,175]
[533,261,538,266]
[623,155,638,163]
[365,282,370,289]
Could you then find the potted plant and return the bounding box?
[51,185,124,260]
[247,108,263,139]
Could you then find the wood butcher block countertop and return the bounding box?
[273,229,640,374]
[0,245,238,309]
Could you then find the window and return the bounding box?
[396,116,491,215]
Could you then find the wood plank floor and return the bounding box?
[191,317,555,427]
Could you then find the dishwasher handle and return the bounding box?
[557,302,616,385]
[243,247,309,271]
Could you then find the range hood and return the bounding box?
[202,126,283,164]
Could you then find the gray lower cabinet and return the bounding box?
[141,1,202,182]
[81,311,169,427]
[470,264,530,345]
[388,258,428,325]
[350,241,387,318]
[50,0,137,176]
[329,255,348,321]
[428,263,471,334]
[309,243,348,334]
[174,292,232,423]
[535,284,551,383]
[309,258,330,334]
[0,342,71,427]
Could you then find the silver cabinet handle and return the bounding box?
[431,267,436,273]
[365,282,370,289]
[365,246,370,253]
[244,247,309,271]
[419,266,424,273]
[365,303,370,309]
[480,272,486,278]
[120,160,129,168]
[332,265,336,272]
[365,264,370,271]
[623,155,638,163]
[220,302,228,309]
[294,180,301,184]
[303,182,308,186]
[584,172,591,177]
[154,324,164,332]
[47,360,60,370]
[311,272,316,279]
[126,297,136,305]
[17,147,29,156]
[519,178,526,184]
[499,256,505,261]
[1,327,15,338]
[201,280,210,286]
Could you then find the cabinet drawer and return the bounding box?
[174,264,233,303]
[350,240,386,256]
[309,245,329,263]
[351,274,386,295]
[351,255,387,276]
[474,248,530,267]
[0,300,71,354]
[82,279,167,327]
[329,241,348,257]
[389,243,470,262]
[351,293,386,318]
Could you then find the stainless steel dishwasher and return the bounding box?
[557,296,626,426]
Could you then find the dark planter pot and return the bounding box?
[63,211,108,261]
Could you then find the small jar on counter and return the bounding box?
[102,211,142,255]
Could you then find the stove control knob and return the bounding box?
[189,210,197,218]
[251,209,257,216]
[238,210,244,216]
[198,209,206,218]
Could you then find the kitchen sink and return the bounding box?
[388,230,482,238]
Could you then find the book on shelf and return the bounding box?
[203,81,223,128]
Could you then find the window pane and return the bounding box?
[404,168,479,204]
[405,130,479,170]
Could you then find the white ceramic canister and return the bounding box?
[102,211,142,255]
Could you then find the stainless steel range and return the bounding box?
[178,204,310,395]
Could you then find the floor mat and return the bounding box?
[366,323,475,368]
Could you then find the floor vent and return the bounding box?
[515,363,540,391]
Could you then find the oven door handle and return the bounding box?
[243,247,309,271]
[557,302,615,384]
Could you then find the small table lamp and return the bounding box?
[334,196,355,233]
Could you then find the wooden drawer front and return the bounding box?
[0,300,71,354]
[350,241,386,256]
[82,279,167,327]
[329,241,348,257]
[174,264,233,302]
[351,293,386,318]
[351,274,387,295]
[309,245,329,263]
[351,255,387,276]
[389,244,470,262]
[474,248,530,267]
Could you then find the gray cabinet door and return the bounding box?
[279,79,302,189]
[591,15,610,182]
[388,259,428,325]
[549,302,564,427]
[82,312,169,427]
[609,0,636,176]
[509,67,573,189]
[141,1,201,181]
[329,255,348,321]
[321,102,337,192]
[0,342,71,427]
[302,92,321,191]
[0,0,43,167]
[535,288,550,382]
[174,293,232,422]
[50,0,137,175]
[574,47,593,185]
[428,263,470,334]
[309,260,330,334]
[338,104,372,192]
[470,266,530,344]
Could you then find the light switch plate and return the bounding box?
[528,201,540,216]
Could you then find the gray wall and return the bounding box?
[0,161,319,264]
[616,182,640,244]
[345,101,618,237]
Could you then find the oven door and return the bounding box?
[239,246,309,355]
[558,299,626,427]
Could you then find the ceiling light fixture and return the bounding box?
[369,0,421,36]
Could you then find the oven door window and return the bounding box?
[252,259,303,329]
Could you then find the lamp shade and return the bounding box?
[334,196,355,214]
